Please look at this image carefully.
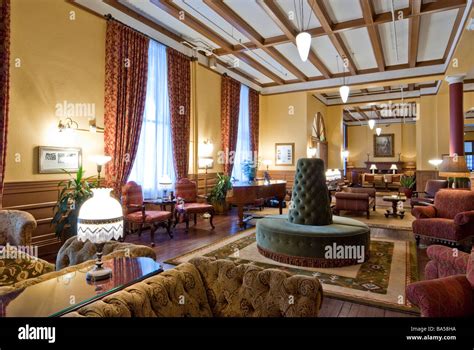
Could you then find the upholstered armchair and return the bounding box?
[174,178,215,232]
[334,187,376,219]
[412,190,474,246]
[406,245,474,317]
[121,181,173,246]
[0,210,36,247]
[410,179,448,209]
[64,257,324,317]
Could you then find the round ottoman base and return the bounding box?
[257,245,369,268]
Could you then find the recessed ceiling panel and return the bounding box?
[378,19,409,66]
[224,0,284,38]
[372,0,409,14]
[417,9,459,62]
[311,36,341,74]
[339,27,378,70]
[274,42,322,77]
[221,54,273,84]
[322,0,363,23]
[244,49,297,81]
[275,0,321,31]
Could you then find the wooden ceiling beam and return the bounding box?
[408,0,422,68]
[151,0,285,84]
[355,107,370,120]
[203,0,307,82]
[372,105,382,119]
[359,0,385,72]
[257,0,332,78]
[308,0,358,75]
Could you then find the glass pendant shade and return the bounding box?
[296,32,311,62]
[376,127,382,136]
[77,188,123,244]
[339,85,350,103]
[368,119,376,130]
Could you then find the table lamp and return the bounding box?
[390,164,397,174]
[159,176,173,199]
[90,155,112,184]
[370,164,377,174]
[77,188,123,281]
[438,155,471,188]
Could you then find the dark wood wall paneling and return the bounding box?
[415,170,438,192]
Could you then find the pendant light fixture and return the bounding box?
[338,55,350,103]
[296,32,311,62]
[368,119,376,130]
[376,127,382,136]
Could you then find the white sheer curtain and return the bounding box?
[232,85,251,181]
[129,41,176,199]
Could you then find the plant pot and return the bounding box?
[212,201,229,215]
[401,187,413,198]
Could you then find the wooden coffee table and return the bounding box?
[382,195,407,219]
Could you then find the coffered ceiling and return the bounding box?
[73,0,472,96]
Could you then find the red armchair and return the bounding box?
[412,189,474,247]
[334,187,376,219]
[174,178,215,232]
[122,181,173,246]
[406,245,474,317]
[410,179,448,209]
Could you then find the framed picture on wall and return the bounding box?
[275,143,295,166]
[373,134,394,157]
[38,146,82,174]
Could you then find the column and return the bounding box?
[445,75,465,156]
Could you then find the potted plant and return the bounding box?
[400,175,416,198]
[242,159,259,182]
[208,173,232,214]
[52,166,96,241]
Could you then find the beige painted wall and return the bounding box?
[6,0,106,182]
[325,105,344,169]
[348,123,416,168]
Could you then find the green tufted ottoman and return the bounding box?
[256,158,370,268]
[256,215,370,268]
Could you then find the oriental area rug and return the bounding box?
[165,228,419,314]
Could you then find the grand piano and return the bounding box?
[227,180,287,228]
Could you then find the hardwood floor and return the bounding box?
[124,207,426,318]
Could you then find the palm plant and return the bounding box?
[208,173,232,214]
[52,166,96,240]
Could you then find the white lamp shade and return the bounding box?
[198,157,214,169]
[368,119,376,130]
[263,159,272,166]
[308,147,317,157]
[390,164,398,170]
[339,85,350,103]
[370,164,377,170]
[376,127,382,136]
[296,32,311,62]
[159,175,173,186]
[199,141,214,158]
[341,150,349,159]
[325,169,342,181]
[91,155,112,166]
[77,188,123,244]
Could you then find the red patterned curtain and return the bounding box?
[167,48,191,180]
[0,0,10,208]
[249,88,259,158]
[221,75,241,176]
[104,20,149,196]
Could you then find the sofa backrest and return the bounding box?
[189,257,323,317]
[0,210,36,246]
[434,189,474,219]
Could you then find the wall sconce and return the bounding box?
[58,117,104,133]
[308,147,317,158]
[341,150,349,159]
[90,155,112,184]
[428,159,443,170]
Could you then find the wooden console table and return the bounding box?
[228,180,287,228]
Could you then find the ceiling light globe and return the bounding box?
[339,85,350,103]
[296,32,311,62]
[368,119,376,130]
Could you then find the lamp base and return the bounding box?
[86,266,112,281]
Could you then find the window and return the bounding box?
[232,85,251,181]
[465,141,473,171]
[129,41,176,199]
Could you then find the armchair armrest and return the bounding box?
[411,191,427,198]
[196,194,208,203]
[426,245,469,274]
[406,275,474,317]
[412,205,436,219]
[454,210,474,226]
[127,203,146,217]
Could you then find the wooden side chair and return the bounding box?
[121,181,173,246]
[174,178,215,232]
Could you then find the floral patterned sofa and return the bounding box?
[64,256,324,317]
[406,245,474,317]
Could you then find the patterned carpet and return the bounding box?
[166,228,419,314]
